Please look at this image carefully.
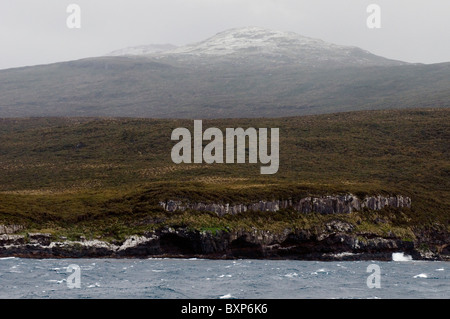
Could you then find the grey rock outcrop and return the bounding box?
[0,224,24,234]
[160,194,411,216]
[28,233,52,246]
[0,234,26,245]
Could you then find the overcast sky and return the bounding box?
[0,0,449,70]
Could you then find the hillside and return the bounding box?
[0,108,448,259]
[0,27,449,118]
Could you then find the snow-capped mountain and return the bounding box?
[109,27,405,67]
[170,26,357,56]
[107,44,178,56]
[1,26,448,119]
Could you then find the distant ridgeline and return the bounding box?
[160,194,412,216]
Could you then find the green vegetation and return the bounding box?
[0,108,448,240]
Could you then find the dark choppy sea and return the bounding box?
[0,257,448,299]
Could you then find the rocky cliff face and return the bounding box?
[0,224,24,234]
[1,224,447,261]
[0,193,444,261]
[159,194,411,216]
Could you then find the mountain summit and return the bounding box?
[170,26,333,55]
[110,26,406,67]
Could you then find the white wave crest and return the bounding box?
[392,252,413,261]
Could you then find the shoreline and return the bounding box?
[1,227,448,261]
[1,253,448,262]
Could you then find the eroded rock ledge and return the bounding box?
[1,224,447,261]
[159,194,411,216]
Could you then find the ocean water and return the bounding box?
[0,257,448,299]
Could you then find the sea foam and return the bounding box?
[392,252,413,261]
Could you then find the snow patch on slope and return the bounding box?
[108,44,178,56]
[169,26,348,56]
